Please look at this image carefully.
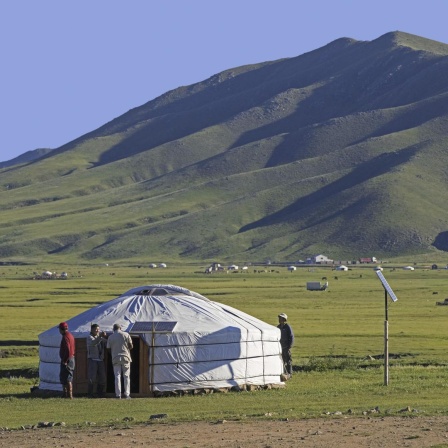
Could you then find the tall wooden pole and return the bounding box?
[384,289,389,386]
[376,270,397,386]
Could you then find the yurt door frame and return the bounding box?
[128,321,177,395]
[73,336,149,396]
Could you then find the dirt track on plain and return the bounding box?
[2,416,448,447]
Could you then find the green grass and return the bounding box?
[2,367,448,428]
[2,263,448,428]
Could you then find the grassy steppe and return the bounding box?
[1,262,448,429]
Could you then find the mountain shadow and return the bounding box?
[432,231,448,251]
[239,145,419,233]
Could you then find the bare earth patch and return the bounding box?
[2,416,448,447]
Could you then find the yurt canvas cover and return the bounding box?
[38,285,284,395]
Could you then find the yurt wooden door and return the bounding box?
[73,338,88,394]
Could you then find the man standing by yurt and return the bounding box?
[86,323,108,398]
[58,322,75,398]
[277,313,294,378]
[107,323,133,399]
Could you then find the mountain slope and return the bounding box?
[1,31,448,263]
[0,147,53,168]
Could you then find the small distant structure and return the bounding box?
[402,266,415,271]
[431,264,438,270]
[149,263,157,268]
[359,257,378,264]
[205,263,225,274]
[228,264,239,271]
[308,254,333,264]
[335,265,348,271]
[159,263,167,268]
[287,266,297,272]
[307,281,328,291]
[35,270,69,280]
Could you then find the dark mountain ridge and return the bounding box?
[1,31,448,263]
[0,147,53,168]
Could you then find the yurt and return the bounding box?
[38,285,284,396]
[335,265,348,271]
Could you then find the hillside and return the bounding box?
[0,147,53,169]
[1,31,448,263]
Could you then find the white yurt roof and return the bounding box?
[39,284,277,345]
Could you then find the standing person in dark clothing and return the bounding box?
[277,313,294,378]
[86,323,108,398]
[58,322,75,398]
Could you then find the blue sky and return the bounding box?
[1,0,447,163]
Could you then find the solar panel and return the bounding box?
[375,270,398,302]
[130,321,177,333]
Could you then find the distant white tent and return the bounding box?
[38,285,284,396]
[335,265,348,271]
[403,266,415,271]
[287,266,297,271]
